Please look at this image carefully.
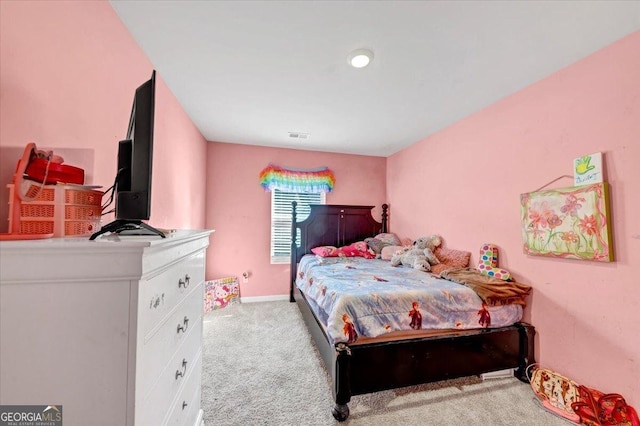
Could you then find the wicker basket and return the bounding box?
[8,183,103,237]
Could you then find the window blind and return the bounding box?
[270,189,325,264]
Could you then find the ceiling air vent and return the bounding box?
[288,132,310,140]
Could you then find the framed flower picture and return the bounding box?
[520,183,613,262]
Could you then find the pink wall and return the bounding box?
[205,142,386,298]
[0,1,207,232]
[3,0,636,407]
[388,32,640,405]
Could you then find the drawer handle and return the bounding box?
[175,358,188,380]
[178,274,191,288]
[149,293,165,310]
[182,401,188,411]
[177,316,190,334]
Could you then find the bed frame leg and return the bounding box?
[332,403,350,422]
[515,322,536,382]
[332,343,352,421]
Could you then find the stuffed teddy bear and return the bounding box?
[390,235,442,272]
[365,233,403,258]
[364,237,388,258]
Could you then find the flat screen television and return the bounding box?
[90,70,165,240]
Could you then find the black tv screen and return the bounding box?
[90,70,165,239]
[117,71,155,221]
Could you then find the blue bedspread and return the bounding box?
[295,255,523,345]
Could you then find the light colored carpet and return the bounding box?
[201,301,570,425]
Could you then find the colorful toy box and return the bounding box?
[204,277,240,312]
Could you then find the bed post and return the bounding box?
[332,343,352,421]
[290,201,298,303]
[381,203,388,233]
[515,322,536,382]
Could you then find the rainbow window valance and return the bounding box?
[259,164,335,193]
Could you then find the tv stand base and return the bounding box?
[89,220,166,240]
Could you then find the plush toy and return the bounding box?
[364,237,389,258]
[390,235,442,272]
[365,233,403,258]
[477,243,512,281]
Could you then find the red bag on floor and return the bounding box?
[527,364,581,423]
[571,385,640,426]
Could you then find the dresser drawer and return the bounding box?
[139,251,205,339]
[165,353,202,426]
[138,283,203,396]
[138,321,202,425]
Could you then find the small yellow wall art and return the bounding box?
[520,183,613,262]
[574,152,603,186]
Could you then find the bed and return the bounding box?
[289,203,535,421]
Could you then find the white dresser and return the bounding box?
[0,230,213,426]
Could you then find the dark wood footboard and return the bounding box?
[346,322,535,396]
[294,286,536,421]
[515,322,536,382]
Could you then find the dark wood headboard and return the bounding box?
[289,203,388,301]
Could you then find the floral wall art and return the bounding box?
[520,183,613,262]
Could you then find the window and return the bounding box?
[270,189,325,264]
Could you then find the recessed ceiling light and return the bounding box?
[348,49,373,68]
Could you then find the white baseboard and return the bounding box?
[481,368,515,380]
[240,294,289,303]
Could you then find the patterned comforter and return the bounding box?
[295,255,523,345]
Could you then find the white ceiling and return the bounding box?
[110,1,640,157]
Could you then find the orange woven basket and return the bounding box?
[8,183,103,237]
